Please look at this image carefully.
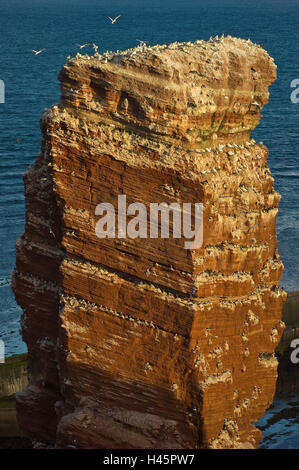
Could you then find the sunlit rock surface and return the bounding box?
[12,37,286,449]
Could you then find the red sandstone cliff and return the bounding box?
[12,37,286,449]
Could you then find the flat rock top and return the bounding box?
[57,36,277,146]
[67,36,275,72]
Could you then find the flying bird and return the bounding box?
[31,49,46,55]
[76,43,91,49]
[108,15,121,24]
[92,43,99,53]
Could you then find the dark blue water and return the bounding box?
[257,395,299,448]
[0,0,298,447]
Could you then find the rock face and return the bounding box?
[12,37,286,449]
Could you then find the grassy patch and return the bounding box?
[0,353,27,371]
[0,395,16,409]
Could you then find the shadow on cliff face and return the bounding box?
[10,124,68,446]
[53,360,203,449]
[275,291,299,398]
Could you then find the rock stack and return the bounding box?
[12,37,286,448]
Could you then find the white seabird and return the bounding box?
[76,43,91,49]
[31,49,46,55]
[108,15,121,24]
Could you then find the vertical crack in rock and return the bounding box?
[12,37,287,449]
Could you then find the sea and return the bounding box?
[0,0,298,448]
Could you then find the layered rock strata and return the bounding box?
[12,37,286,449]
